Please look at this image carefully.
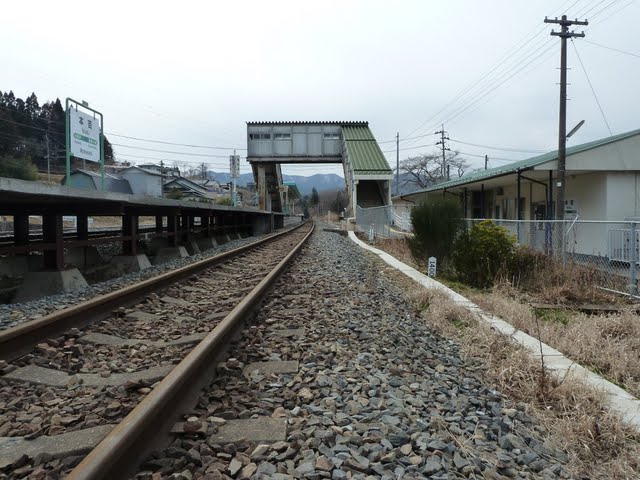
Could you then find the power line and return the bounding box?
[454,150,519,162]
[401,21,551,143]
[571,39,614,135]
[0,116,66,137]
[577,0,609,17]
[587,0,634,27]
[405,36,558,145]
[444,0,628,129]
[112,143,238,158]
[0,104,247,151]
[583,39,640,59]
[440,41,557,127]
[105,132,246,150]
[399,0,581,145]
[449,138,548,153]
[398,0,627,145]
[588,0,625,19]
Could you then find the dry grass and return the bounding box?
[406,285,640,479]
[374,238,416,267]
[505,251,624,305]
[470,287,640,398]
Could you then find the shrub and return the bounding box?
[215,197,232,205]
[407,199,463,268]
[166,188,183,200]
[0,155,38,181]
[452,220,516,288]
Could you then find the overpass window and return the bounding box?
[324,133,340,140]
[274,133,291,140]
[249,133,271,140]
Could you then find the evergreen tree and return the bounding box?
[311,187,320,205]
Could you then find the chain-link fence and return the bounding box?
[356,206,392,238]
[355,205,414,239]
[465,218,640,295]
[356,203,639,294]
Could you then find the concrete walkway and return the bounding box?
[348,231,640,432]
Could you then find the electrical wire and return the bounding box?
[583,39,640,59]
[439,41,557,127]
[0,104,248,152]
[402,34,554,146]
[103,132,246,150]
[397,0,627,146]
[588,0,625,19]
[449,138,548,153]
[399,0,582,145]
[0,116,66,137]
[587,0,634,27]
[112,143,239,158]
[571,39,614,135]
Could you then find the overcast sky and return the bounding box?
[2,0,638,179]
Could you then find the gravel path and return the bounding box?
[133,227,569,479]
[0,223,302,330]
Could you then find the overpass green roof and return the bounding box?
[342,125,392,176]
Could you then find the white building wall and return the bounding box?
[567,135,640,171]
[605,172,640,220]
[565,172,607,220]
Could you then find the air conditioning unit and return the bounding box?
[495,187,504,196]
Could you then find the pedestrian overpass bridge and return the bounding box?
[246,121,393,217]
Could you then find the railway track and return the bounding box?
[0,221,313,479]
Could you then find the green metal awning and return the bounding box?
[283,181,301,200]
[342,125,392,176]
[409,127,640,194]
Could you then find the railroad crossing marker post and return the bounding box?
[427,256,437,277]
[65,98,105,190]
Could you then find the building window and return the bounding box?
[274,133,291,140]
[249,133,271,140]
[324,133,340,140]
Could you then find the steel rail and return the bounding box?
[0,221,309,360]
[68,222,314,480]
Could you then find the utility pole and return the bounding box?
[484,154,488,170]
[231,150,238,207]
[544,14,587,222]
[435,124,450,180]
[395,132,399,197]
[45,131,51,183]
[160,160,165,197]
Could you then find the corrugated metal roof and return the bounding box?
[283,181,301,199]
[247,121,368,126]
[342,125,392,175]
[414,127,640,193]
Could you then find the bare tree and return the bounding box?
[400,151,469,191]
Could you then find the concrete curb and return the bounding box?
[348,231,640,432]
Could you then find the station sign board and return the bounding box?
[229,155,241,178]
[70,109,100,162]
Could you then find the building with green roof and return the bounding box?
[247,122,392,217]
[396,127,640,223]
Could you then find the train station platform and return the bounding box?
[0,177,284,301]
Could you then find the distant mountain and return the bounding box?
[206,171,345,196]
[283,174,345,195]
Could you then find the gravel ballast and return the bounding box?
[0,224,301,331]
[133,226,569,479]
